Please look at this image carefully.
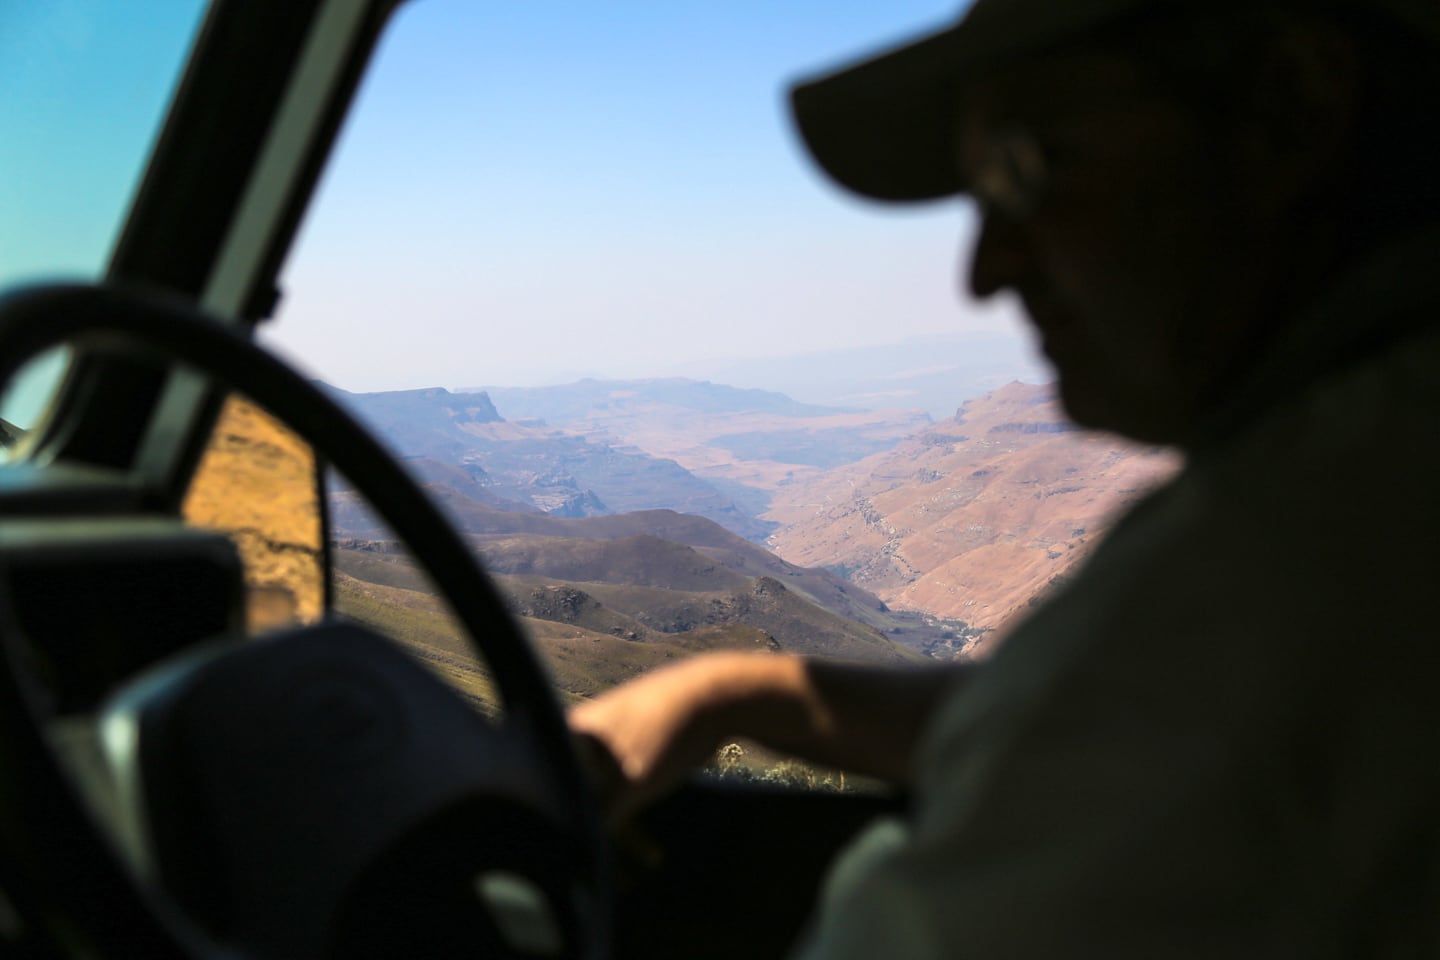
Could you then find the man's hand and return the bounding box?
[568,652,971,822]
[569,652,814,822]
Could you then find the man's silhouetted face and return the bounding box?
[957,32,1345,445]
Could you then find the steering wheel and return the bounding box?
[0,283,610,959]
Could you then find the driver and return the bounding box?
[572,0,1440,953]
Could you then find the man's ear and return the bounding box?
[1246,17,1360,197]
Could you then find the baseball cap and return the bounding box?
[789,0,1440,203]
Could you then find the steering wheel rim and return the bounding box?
[0,282,610,958]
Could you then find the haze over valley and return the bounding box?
[327,365,1174,663]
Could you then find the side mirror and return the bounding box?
[182,394,327,634]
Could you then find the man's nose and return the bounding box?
[965,211,1029,300]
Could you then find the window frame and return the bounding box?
[8,0,401,518]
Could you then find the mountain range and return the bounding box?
[189,370,1178,721]
[327,375,1174,657]
[329,380,932,541]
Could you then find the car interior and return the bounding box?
[0,2,903,957]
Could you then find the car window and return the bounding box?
[0,1,209,433]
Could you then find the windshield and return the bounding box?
[251,1,1173,788]
[0,1,209,431]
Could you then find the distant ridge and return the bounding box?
[325,381,774,540]
[325,384,501,423]
[447,376,933,525]
[664,331,1049,419]
[471,377,857,423]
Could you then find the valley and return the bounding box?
[329,375,1174,661]
[186,373,1174,718]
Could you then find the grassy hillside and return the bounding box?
[335,545,925,666]
[470,534,752,592]
[334,574,501,713]
[334,570,792,711]
[332,498,895,630]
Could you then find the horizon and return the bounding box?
[324,327,1049,421]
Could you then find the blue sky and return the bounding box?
[267,0,1035,393]
[0,1,207,425]
[0,2,206,286]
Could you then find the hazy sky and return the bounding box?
[266,0,1036,393]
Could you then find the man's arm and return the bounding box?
[568,652,972,821]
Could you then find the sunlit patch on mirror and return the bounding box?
[182,393,326,633]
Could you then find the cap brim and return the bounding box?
[789,0,1157,203]
[790,25,972,204]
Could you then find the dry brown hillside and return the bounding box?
[766,383,1177,651]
